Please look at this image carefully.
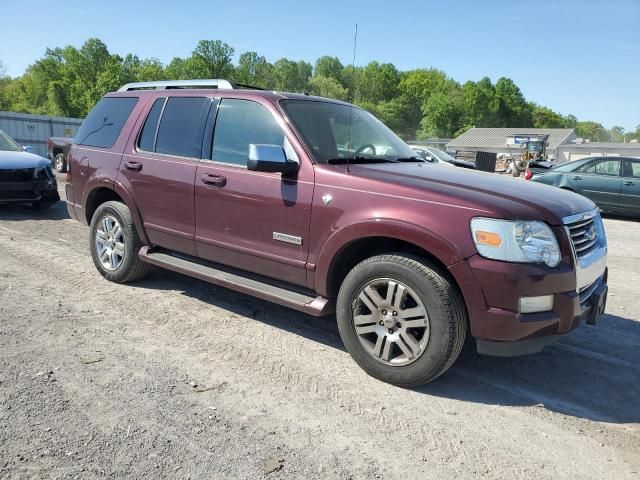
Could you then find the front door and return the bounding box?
[194,97,314,287]
[568,157,622,210]
[620,158,640,215]
[119,95,211,256]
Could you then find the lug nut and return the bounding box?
[388,328,394,334]
[396,322,402,328]
[379,321,384,326]
[381,310,387,315]
[392,311,398,316]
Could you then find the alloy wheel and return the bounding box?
[95,215,125,271]
[351,278,430,366]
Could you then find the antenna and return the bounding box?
[346,23,358,173]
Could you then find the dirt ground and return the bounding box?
[0,177,639,480]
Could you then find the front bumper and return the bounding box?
[0,179,60,204]
[449,229,607,357]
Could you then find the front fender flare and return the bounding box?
[314,218,464,296]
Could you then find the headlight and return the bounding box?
[470,218,561,267]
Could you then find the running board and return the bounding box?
[138,247,334,316]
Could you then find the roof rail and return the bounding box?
[117,79,236,92]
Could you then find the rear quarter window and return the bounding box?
[75,97,138,148]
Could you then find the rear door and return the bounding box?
[194,97,314,287]
[567,157,622,210]
[118,95,211,256]
[620,158,640,215]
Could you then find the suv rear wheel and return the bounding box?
[89,201,149,283]
[336,254,466,387]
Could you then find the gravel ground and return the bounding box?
[0,178,638,479]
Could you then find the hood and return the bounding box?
[347,162,596,225]
[0,150,52,169]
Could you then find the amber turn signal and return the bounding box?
[474,231,502,247]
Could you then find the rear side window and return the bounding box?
[75,97,138,148]
[155,97,208,158]
[627,160,640,178]
[138,98,165,152]
[576,158,620,176]
[212,99,284,166]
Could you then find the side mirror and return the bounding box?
[247,144,299,174]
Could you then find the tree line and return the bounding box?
[0,38,637,142]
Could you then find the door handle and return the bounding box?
[201,173,227,187]
[124,161,143,172]
[571,175,582,180]
[624,181,634,186]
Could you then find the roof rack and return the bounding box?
[117,79,236,92]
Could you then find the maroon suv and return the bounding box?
[65,80,608,386]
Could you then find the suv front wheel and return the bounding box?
[89,201,149,283]
[336,254,467,387]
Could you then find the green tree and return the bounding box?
[314,56,344,83]
[419,89,464,138]
[531,105,568,129]
[609,126,626,142]
[575,121,611,142]
[307,75,349,101]
[460,77,496,129]
[357,61,400,104]
[272,59,312,92]
[234,52,273,87]
[491,77,533,127]
[191,40,235,78]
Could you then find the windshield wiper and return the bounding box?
[391,156,425,163]
[327,156,399,165]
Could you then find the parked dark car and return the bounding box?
[47,136,74,173]
[0,129,60,209]
[530,156,640,217]
[65,80,608,386]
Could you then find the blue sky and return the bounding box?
[3,0,639,130]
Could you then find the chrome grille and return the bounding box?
[567,217,599,258]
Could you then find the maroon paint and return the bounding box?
[67,88,601,346]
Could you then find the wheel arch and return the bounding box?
[84,183,149,244]
[316,219,465,298]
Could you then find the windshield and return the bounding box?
[280,100,417,164]
[0,130,22,152]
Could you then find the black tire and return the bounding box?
[89,201,149,283]
[54,153,67,173]
[336,254,467,387]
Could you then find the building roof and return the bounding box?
[447,128,576,151]
[560,141,640,150]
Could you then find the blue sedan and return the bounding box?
[530,156,640,217]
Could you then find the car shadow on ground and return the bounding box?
[136,268,640,425]
[0,201,71,221]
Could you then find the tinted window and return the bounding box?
[155,97,208,157]
[212,99,285,165]
[75,97,138,148]
[138,98,165,152]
